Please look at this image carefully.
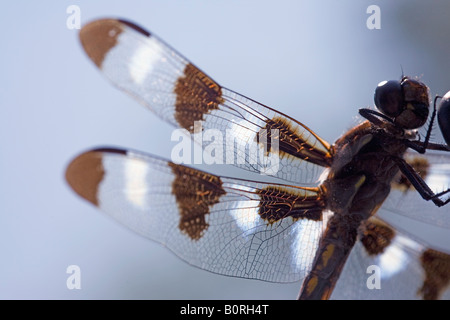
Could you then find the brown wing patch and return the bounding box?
[168,162,226,240]
[259,116,332,167]
[257,186,324,223]
[418,249,450,300]
[80,19,152,68]
[79,19,127,68]
[393,156,429,192]
[360,219,395,255]
[65,149,124,206]
[174,63,225,132]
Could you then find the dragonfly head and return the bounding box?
[438,91,450,146]
[374,77,429,130]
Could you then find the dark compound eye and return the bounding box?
[438,91,450,146]
[374,80,404,118]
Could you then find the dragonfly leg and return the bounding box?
[394,157,450,207]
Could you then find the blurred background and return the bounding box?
[1,0,450,299]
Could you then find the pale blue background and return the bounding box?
[1,0,450,299]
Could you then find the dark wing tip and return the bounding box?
[91,147,128,155]
[79,18,151,68]
[117,19,151,37]
[65,149,106,206]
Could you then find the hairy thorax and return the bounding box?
[324,120,409,222]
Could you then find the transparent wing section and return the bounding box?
[79,19,332,185]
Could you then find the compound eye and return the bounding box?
[438,91,450,146]
[374,80,404,118]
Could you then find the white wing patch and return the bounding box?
[426,163,450,193]
[128,37,163,85]
[123,156,150,209]
[376,235,423,280]
[226,183,260,233]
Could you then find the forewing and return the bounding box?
[78,19,332,185]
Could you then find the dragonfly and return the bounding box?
[66,18,450,300]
